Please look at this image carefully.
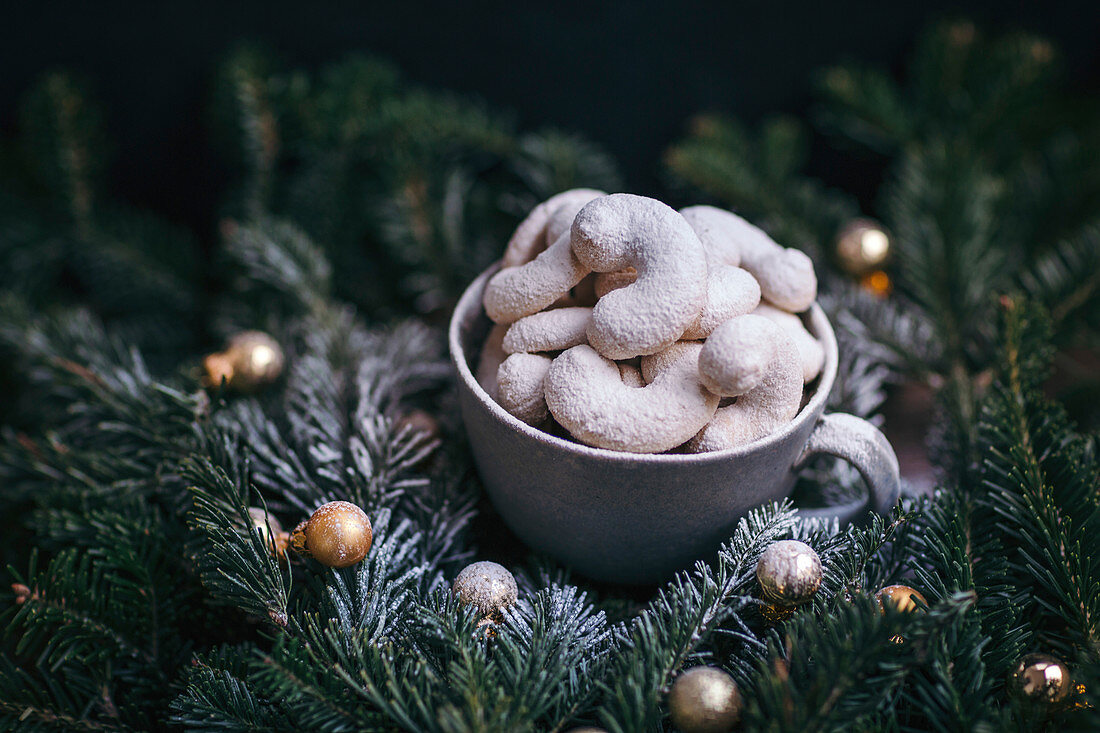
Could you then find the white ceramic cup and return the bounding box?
[450,264,900,584]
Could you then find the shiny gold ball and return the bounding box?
[756,540,822,607]
[668,666,741,733]
[836,218,891,276]
[1010,653,1072,704]
[291,501,373,568]
[204,330,284,392]
[247,506,289,557]
[453,561,518,619]
[876,585,927,613]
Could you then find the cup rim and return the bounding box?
[449,262,838,465]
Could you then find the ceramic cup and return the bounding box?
[449,264,900,584]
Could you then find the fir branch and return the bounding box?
[595,502,798,733]
[908,492,1028,685]
[507,129,622,206]
[1021,221,1100,333]
[665,115,858,257]
[495,585,614,731]
[977,300,1100,662]
[170,647,286,732]
[18,72,102,233]
[221,217,333,321]
[815,509,914,608]
[743,593,982,732]
[217,48,279,218]
[184,434,293,629]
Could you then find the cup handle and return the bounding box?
[793,413,901,524]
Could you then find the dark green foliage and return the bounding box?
[597,503,796,733]
[0,73,201,375]
[666,115,858,260]
[1,18,1099,733]
[214,49,621,317]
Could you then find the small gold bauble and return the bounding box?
[836,218,891,276]
[1009,653,1072,704]
[204,330,284,392]
[453,561,518,619]
[290,501,373,568]
[860,269,893,297]
[246,506,289,557]
[756,540,823,607]
[876,585,927,613]
[668,666,741,733]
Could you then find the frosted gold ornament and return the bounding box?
[876,585,927,613]
[203,330,285,392]
[452,561,518,620]
[1009,653,1072,704]
[836,218,891,276]
[247,506,289,558]
[668,666,741,733]
[290,501,373,568]
[756,540,822,607]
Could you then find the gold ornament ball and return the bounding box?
[836,218,891,276]
[204,330,284,392]
[291,501,373,568]
[453,561,518,619]
[1010,653,1072,704]
[668,666,742,733]
[756,540,822,607]
[876,585,927,613]
[247,506,289,557]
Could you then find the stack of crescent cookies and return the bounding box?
[476,191,825,454]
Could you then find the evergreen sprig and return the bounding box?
[2,18,1099,733]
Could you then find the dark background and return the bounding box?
[2,1,1098,238]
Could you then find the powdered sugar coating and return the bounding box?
[682,266,762,340]
[753,301,824,383]
[639,341,704,384]
[503,307,592,354]
[593,268,637,298]
[689,316,802,451]
[545,342,718,453]
[679,205,744,266]
[551,273,600,309]
[591,264,760,342]
[501,188,606,268]
[697,315,778,397]
[713,210,817,312]
[618,362,646,388]
[571,194,708,359]
[484,231,590,324]
[497,352,553,426]
[544,191,604,250]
